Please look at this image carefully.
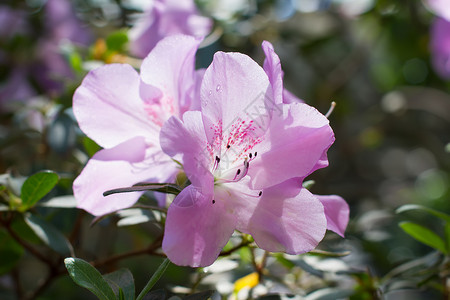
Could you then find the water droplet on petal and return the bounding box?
[208,90,212,96]
[216,84,222,92]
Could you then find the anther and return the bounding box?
[226,145,231,149]
[258,191,262,196]
[254,152,257,157]
[236,169,241,175]
[212,199,216,204]
[249,153,252,159]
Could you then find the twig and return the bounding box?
[23,266,66,300]
[92,235,163,268]
[1,219,54,265]
[68,210,85,245]
[219,240,251,257]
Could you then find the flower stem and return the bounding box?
[136,258,171,300]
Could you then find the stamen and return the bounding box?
[249,153,252,159]
[233,169,241,181]
[238,190,263,198]
[213,155,221,171]
[226,144,230,149]
[212,199,216,204]
[254,152,257,157]
[325,101,336,118]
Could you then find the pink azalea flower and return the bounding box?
[430,17,450,79]
[160,49,348,267]
[129,0,212,58]
[73,35,203,216]
[424,0,450,21]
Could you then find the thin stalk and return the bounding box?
[136,258,171,300]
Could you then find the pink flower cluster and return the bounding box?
[73,35,349,267]
[129,0,212,58]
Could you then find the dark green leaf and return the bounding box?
[396,204,450,223]
[295,258,325,278]
[104,268,135,300]
[142,289,169,300]
[0,230,24,275]
[305,288,355,300]
[104,183,182,197]
[309,249,351,257]
[21,171,59,210]
[399,221,447,254]
[65,257,117,300]
[24,214,74,256]
[184,290,215,300]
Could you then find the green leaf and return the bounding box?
[396,204,450,223]
[83,137,102,157]
[445,222,450,254]
[136,258,171,300]
[106,31,128,52]
[69,51,83,73]
[274,254,295,270]
[0,230,24,275]
[65,257,117,300]
[399,221,447,254]
[103,269,135,300]
[21,171,59,210]
[24,214,74,256]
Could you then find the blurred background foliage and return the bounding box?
[0,0,449,299]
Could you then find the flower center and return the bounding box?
[206,117,264,183]
[144,94,177,127]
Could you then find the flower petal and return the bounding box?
[129,0,211,58]
[248,102,334,189]
[244,180,327,254]
[160,111,214,188]
[283,88,303,104]
[73,64,158,148]
[430,17,450,79]
[162,185,236,267]
[262,40,283,104]
[140,34,202,115]
[74,136,176,216]
[200,51,273,144]
[315,195,349,237]
[425,0,450,21]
